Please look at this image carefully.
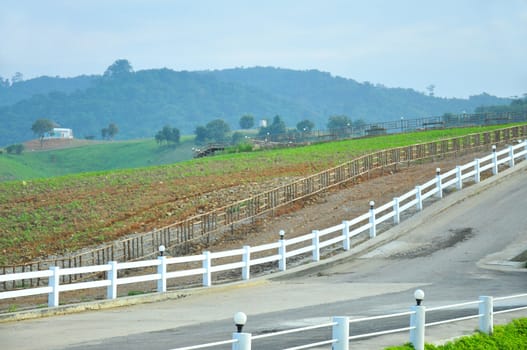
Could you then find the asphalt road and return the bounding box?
[2,163,527,350]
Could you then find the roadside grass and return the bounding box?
[0,123,525,265]
[384,318,527,349]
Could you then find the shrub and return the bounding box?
[6,144,24,154]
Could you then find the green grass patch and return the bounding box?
[385,318,527,349]
[1,138,196,181]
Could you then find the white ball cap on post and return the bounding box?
[414,289,425,306]
[234,311,247,333]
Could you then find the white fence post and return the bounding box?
[435,168,443,198]
[508,145,515,168]
[157,256,167,293]
[416,186,423,211]
[232,332,252,350]
[410,305,426,350]
[456,166,463,190]
[203,251,211,287]
[312,230,320,262]
[369,201,376,239]
[107,261,118,300]
[48,266,60,307]
[278,230,287,271]
[342,220,350,251]
[479,296,494,335]
[393,197,400,224]
[242,245,251,280]
[332,316,349,350]
[524,140,527,160]
[492,145,498,175]
[475,158,481,183]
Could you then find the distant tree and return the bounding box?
[239,115,255,129]
[296,119,315,133]
[11,72,23,84]
[31,118,55,147]
[327,115,352,137]
[155,125,180,145]
[104,59,133,79]
[6,144,24,154]
[259,115,287,141]
[206,119,230,143]
[426,84,435,97]
[194,119,231,145]
[108,123,119,139]
[352,118,366,129]
[101,123,119,140]
[194,126,208,145]
[0,76,9,88]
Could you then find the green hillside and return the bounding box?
[0,138,195,182]
[0,63,511,147]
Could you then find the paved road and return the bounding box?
[2,163,527,349]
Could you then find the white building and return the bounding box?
[45,128,74,139]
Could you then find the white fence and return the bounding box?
[1,141,526,309]
[169,291,527,350]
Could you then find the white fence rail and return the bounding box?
[169,291,527,350]
[1,142,526,308]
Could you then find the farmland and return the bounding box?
[0,124,523,266]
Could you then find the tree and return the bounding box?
[426,84,435,97]
[6,144,24,154]
[194,119,231,145]
[103,59,133,79]
[259,115,287,141]
[296,119,315,133]
[206,119,230,143]
[108,123,119,139]
[194,126,208,145]
[102,123,119,140]
[239,115,255,129]
[31,118,55,147]
[11,72,23,84]
[0,76,9,88]
[155,125,180,145]
[327,115,352,137]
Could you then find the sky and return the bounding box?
[0,0,526,98]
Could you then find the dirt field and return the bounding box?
[202,150,492,253]
[0,148,501,312]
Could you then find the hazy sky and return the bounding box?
[1,0,526,98]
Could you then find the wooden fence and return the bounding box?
[2,124,527,289]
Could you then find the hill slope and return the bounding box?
[0,66,510,146]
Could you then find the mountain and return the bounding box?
[0,65,511,147]
[0,75,98,106]
[201,67,508,121]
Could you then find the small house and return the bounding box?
[45,128,74,139]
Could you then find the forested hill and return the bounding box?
[201,67,507,122]
[0,65,510,146]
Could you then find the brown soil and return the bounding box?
[0,150,495,312]
[205,151,491,253]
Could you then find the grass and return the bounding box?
[384,318,527,349]
[0,138,196,181]
[0,123,525,265]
